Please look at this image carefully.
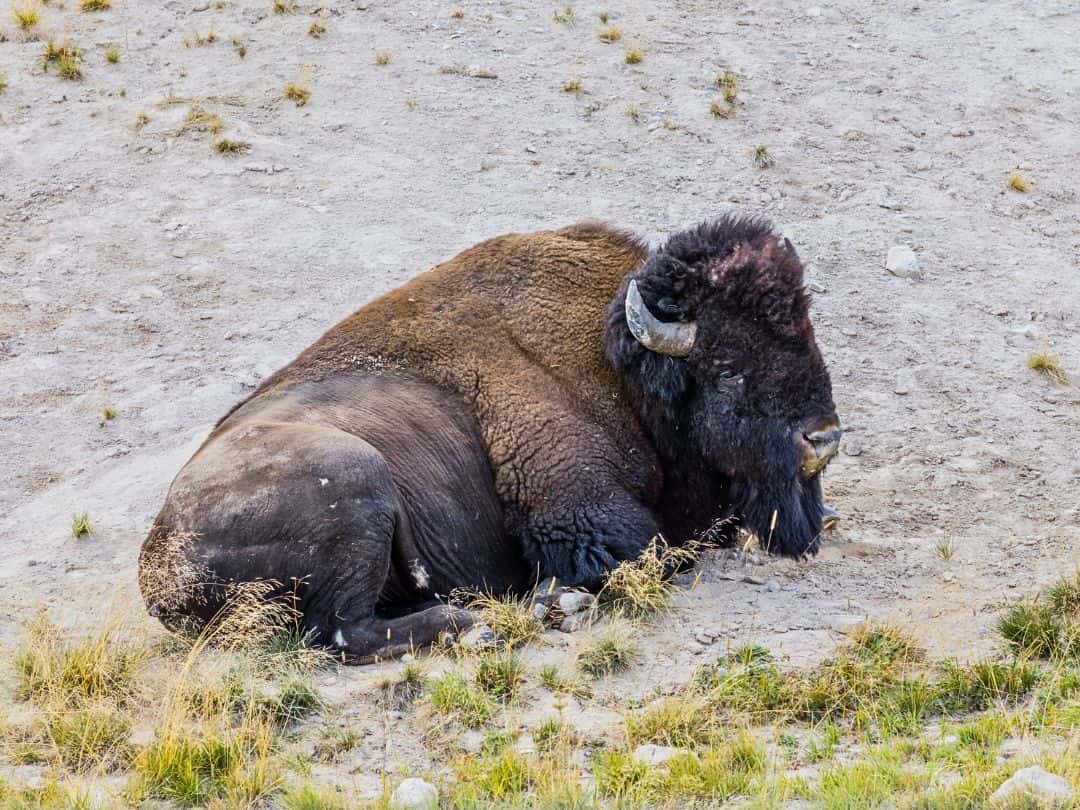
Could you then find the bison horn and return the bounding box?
[624,280,697,357]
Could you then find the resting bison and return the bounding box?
[139,215,841,660]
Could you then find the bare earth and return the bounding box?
[1,0,1079,797]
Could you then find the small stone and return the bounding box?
[844,436,863,456]
[989,766,1073,807]
[894,382,910,395]
[950,127,974,137]
[532,602,549,620]
[458,624,496,650]
[687,641,706,654]
[767,580,781,593]
[878,194,903,210]
[808,281,827,293]
[559,613,591,633]
[557,591,596,616]
[633,743,687,766]
[389,777,439,810]
[885,245,921,278]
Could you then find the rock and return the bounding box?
[389,777,439,810]
[885,245,920,278]
[989,766,1073,806]
[633,744,687,766]
[687,641,706,654]
[877,192,903,210]
[532,602,549,620]
[458,624,496,650]
[767,580,781,593]
[559,613,591,633]
[844,436,863,456]
[556,591,596,616]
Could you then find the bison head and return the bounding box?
[605,215,840,557]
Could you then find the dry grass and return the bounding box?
[271,0,295,13]
[709,100,734,119]
[597,537,695,618]
[43,39,82,79]
[552,6,574,24]
[624,47,643,64]
[577,627,636,678]
[214,138,251,154]
[80,0,110,9]
[753,144,775,168]
[450,8,464,19]
[1028,351,1069,385]
[307,20,325,37]
[180,105,223,134]
[1006,173,1030,192]
[466,591,544,649]
[13,0,41,29]
[284,79,310,106]
[0,74,8,94]
[374,50,390,66]
[104,47,119,63]
[597,26,621,42]
[562,77,582,93]
[70,512,93,538]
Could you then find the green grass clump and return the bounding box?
[624,694,716,748]
[214,138,251,154]
[379,661,425,710]
[71,512,93,537]
[624,48,643,64]
[429,671,493,727]
[44,702,132,771]
[13,0,41,29]
[577,629,636,677]
[15,613,143,705]
[474,653,524,701]
[999,570,1080,658]
[598,537,695,618]
[467,591,544,649]
[280,783,350,810]
[933,660,1039,712]
[43,40,84,80]
[532,718,576,754]
[538,663,590,698]
[453,748,533,803]
[104,47,119,64]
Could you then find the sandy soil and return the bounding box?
[2,0,1079,795]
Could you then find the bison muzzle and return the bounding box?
[139,215,841,661]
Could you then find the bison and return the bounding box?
[139,215,841,660]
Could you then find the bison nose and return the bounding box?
[796,419,842,477]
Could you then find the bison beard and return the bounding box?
[139,215,840,662]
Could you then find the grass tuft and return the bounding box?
[474,653,524,701]
[709,100,734,119]
[429,670,493,727]
[284,80,310,106]
[71,512,93,537]
[307,20,325,37]
[271,0,295,13]
[374,50,390,65]
[624,47,643,64]
[378,661,425,710]
[281,783,349,810]
[467,591,544,649]
[104,47,119,64]
[935,534,955,561]
[552,6,573,24]
[753,144,775,168]
[597,26,621,42]
[1006,173,1030,192]
[13,0,41,29]
[80,0,110,9]
[1028,351,1069,385]
[214,138,251,154]
[577,628,636,678]
[598,537,695,618]
[562,76,582,93]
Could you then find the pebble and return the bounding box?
[389,777,439,810]
[458,623,496,650]
[559,613,591,633]
[767,580,781,593]
[557,591,596,616]
[844,436,863,456]
[885,245,921,278]
[989,766,1074,806]
[687,641,706,654]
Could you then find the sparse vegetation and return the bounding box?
[101,406,117,423]
[709,99,734,119]
[429,670,494,727]
[450,8,464,19]
[214,138,251,154]
[307,20,325,37]
[104,46,119,63]
[378,661,425,710]
[70,512,93,538]
[474,653,524,701]
[231,36,246,58]
[467,591,544,649]
[753,144,775,168]
[281,783,350,810]
[552,6,573,24]
[13,0,41,29]
[1028,350,1069,385]
[624,47,643,64]
[284,79,310,106]
[181,105,223,135]
[597,26,621,42]
[935,534,956,561]
[0,74,7,93]
[562,76,581,93]
[577,628,636,677]
[134,111,150,129]
[598,538,694,618]
[1006,172,1030,192]
[626,104,640,121]
[374,50,390,66]
[43,39,83,79]
[80,0,109,9]
[717,69,738,102]
[271,0,295,13]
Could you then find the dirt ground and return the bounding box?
[2,0,1079,797]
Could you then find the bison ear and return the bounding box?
[624,280,697,357]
